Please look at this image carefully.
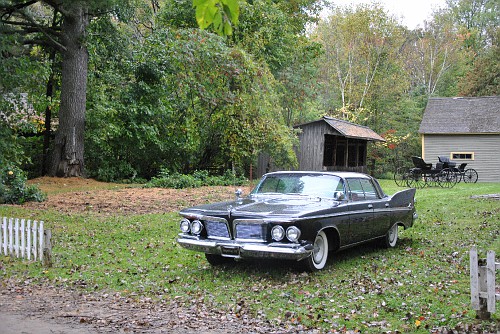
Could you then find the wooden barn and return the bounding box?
[419,96,500,182]
[256,116,385,176]
[294,116,385,173]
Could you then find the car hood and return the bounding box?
[179,195,340,219]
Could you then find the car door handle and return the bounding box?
[368,204,373,209]
[385,203,390,208]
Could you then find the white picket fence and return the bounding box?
[470,247,499,319]
[0,217,47,262]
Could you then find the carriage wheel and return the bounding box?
[422,174,432,187]
[438,168,458,188]
[452,167,463,183]
[394,167,410,187]
[405,170,416,187]
[427,173,440,187]
[408,170,425,188]
[463,169,478,183]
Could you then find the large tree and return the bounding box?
[1,1,104,176]
[0,0,240,177]
[458,27,499,96]
[313,4,405,114]
[446,0,499,51]
[447,0,499,96]
[400,10,464,97]
[159,0,324,127]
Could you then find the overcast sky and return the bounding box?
[325,0,448,29]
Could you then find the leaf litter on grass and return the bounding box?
[1,177,499,333]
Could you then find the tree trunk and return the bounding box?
[42,50,56,176]
[48,4,88,177]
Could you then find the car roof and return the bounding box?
[263,171,373,179]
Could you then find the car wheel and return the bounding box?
[300,231,329,271]
[205,253,233,266]
[383,224,398,248]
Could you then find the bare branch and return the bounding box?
[1,2,67,52]
[0,0,38,13]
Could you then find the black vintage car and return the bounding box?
[177,171,417,271]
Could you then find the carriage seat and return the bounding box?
[458,162,468,171]
[438,156,456,168]
[411,156,432,171]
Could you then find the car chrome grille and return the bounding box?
[235,223,266,241]
[205,220,230,239]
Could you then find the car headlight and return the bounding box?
[191,220,203,235]
[271,225,285,241]
[180,219,191,233]
[286,226,301,242]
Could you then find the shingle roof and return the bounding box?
[296,116,385,142]
[419,96,500,134]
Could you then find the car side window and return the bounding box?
[359,179,379,200]
[346,178,365,201]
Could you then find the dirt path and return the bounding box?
[1,278,274,334]
[24,177,252,216]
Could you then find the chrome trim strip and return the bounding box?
[177,235,312,261]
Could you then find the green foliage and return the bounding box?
[367,95,426,176]
[0,125,24,168]
[447,0,499,52]
[193,0,240,35]
[234,0,321,76]
[145,169,247,188]
[314,4,407,111]
[85,26,297,181]
[458,28,499,96]
[2,0,496,183]
[0,164,46,204]
[158,0,198,28]
[0,92,47,178]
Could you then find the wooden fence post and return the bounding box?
[8,218,13,256]
[42,229,52,267]
[27,219,31,260]
[38,221,44,263]
[470,247,480,310]
[486,251,496,313]
[0,217,5,255]
[15,218,19,257]
[470,247,499,320]
[21,219,25,258]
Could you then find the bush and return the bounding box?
[145,169,247,189]
[0,165,46,204]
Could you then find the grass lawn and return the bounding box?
[1,179,499,333]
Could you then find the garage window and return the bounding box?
[451,152,474,160]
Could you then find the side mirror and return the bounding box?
[235,188,243,200]
[333,191,345,201]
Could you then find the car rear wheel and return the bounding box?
[383,224,398,248]
[205,253,233,266]
[299,231,329,271]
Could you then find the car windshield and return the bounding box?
[251,174,344,199]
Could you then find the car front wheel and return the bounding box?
[383,224,398,248]
[300,231,329,271]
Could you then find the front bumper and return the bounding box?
[177,234,313,261]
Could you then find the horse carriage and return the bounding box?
[394,156,478,188]
[436,156,478,183]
